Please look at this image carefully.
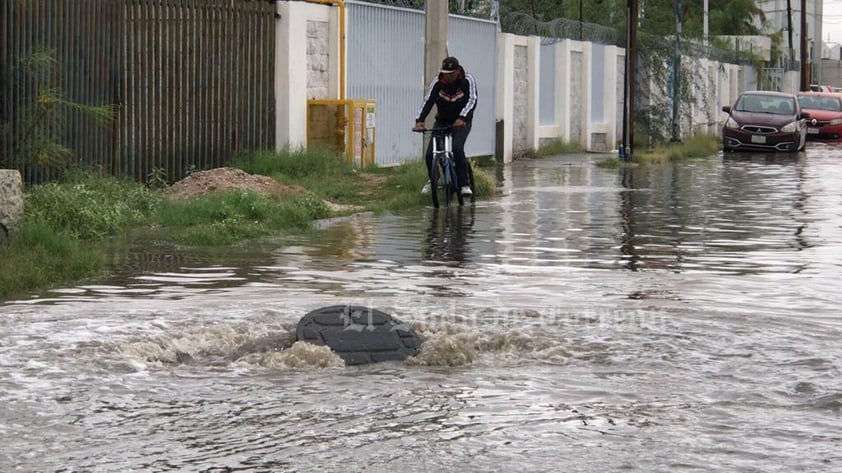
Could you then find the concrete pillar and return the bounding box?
[605,45,621,149]
[556,40,571,143]
[580,40,593,151]
[496,33,514,163]
[526,36,540,152]
[0,169,23,239]
[275,1,333,150]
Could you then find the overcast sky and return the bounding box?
[824,0,842,43]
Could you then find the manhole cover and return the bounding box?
[296,305,421,365]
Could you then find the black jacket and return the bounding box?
[415,71,478,124]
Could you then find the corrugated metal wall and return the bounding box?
[346,2,496,166]
[122,0,275,183]
[346,2,423,166]
[1,0,275,185]
[1,0,121,183]
[448,14,497,159]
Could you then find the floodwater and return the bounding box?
[2,146,841,472]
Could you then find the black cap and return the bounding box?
[440,57,460,73]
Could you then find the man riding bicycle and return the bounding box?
[413,56,478,196]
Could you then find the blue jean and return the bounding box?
[425,120,472,187]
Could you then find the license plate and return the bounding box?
[808,127,819,134]
[751,135,766,144]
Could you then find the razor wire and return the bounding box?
[503,11,753,66]
[503,12,623,46]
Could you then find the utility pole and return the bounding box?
[787,0,794,65]
[622,0,638,160]
[800,0,809,90]
[424,1,448,89]
[424,1,449,129]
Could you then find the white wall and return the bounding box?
[280,2,756,162]
[503,34,755,155]
[275,1,338,150]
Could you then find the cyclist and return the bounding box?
[413,56,478,196]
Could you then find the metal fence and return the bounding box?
[1,0,275,185]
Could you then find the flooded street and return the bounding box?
[2,147,842,472]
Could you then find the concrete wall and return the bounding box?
[496,34,541,163]
[277,1,756,163]
[820,59,842,88]
[529,38,621,155]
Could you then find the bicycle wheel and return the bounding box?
[430,157,441,208]
[442,158,455,207]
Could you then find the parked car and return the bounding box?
[721,91,810,152]
[810,84,834,92]
[796,91,842,141]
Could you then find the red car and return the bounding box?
[796,92,842,141]
[721,91,810,152]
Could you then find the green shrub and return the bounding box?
[0,220,102,299]
[233,147,354,180]
[521,140,583,159]
[153,190,330,245]
[25,172,160,240]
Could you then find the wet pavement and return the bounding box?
[2,147,841,472]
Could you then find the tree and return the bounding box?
[0,47,115,171]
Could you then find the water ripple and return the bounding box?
[3,151,842,472]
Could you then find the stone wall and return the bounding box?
[569,51,583,144]
[0,169,23,238]
[307,20,330,99]
[513,45,529,155]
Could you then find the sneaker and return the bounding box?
[460,186,473,196]
[421,180,432,195]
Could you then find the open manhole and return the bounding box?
[296,305,421,365]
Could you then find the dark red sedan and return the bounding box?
[721,91,810,152]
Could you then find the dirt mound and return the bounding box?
[164,167,305,200]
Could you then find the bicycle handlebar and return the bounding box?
[412,126,454,134]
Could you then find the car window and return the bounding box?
[737,96,763,112]
[822,98,841,111]
[775,100,794,114]
[737,95,797,114]
[798,96,821,109]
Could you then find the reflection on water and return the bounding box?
[423,206,476,263]
[2,149,842,472]
[616,152,813,273]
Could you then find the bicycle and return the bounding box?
[415,126,476,208]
